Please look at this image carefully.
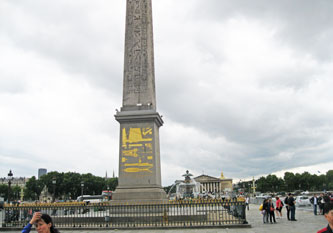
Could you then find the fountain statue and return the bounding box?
[168,170,201,200]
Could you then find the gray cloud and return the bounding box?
[192,0,333,61]
[1,0,333,186]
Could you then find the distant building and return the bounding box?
[38,168,47,179]
[194,171,233,194]
[0,177,29,188]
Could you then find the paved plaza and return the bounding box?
[2,204,327,233]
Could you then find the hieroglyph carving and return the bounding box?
[125,0,149,94]
[121,127,154,173]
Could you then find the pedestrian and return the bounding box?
[245,196,250,210]
[324,194,331,204]
[288,193,297,221]
[22,212,59,233]
[275,196,283,219]
[269,198,276,223]
[317,203,333,233]
[319,193,325,215]
[285,194,291,220]
[311,194,319,215]
[262,199,269,224]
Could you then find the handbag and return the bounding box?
[259,204,263,211]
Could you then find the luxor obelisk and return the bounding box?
[112,0,167,201]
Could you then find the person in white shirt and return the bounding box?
[311,194,319,215]
[245,196,250,210]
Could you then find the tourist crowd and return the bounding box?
[257,192,333,232]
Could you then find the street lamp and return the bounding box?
[52,177,56,202]
[238,179,242,193]
[251,177,256,197]
[81,181,84,197]
[7,170,13,204]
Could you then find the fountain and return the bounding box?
[168,170,201,200]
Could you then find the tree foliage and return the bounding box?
[252,170,333,193]
[0,184,25,202]
[22,172,118,201]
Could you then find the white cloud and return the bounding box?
[1,0,333,188]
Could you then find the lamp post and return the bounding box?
[52,177,56,202]
[7,170,13,203]
[107,185,110,200]
[20,187,24,202]
[81,181,84,197]
[251,177,256,197]
[238,179,241,194]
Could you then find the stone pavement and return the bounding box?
[2,204,327,233]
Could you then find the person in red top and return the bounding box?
[317,203,333,233]
[275,196,283,219]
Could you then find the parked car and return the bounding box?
[256,193,270,199]
[296,196,311,206]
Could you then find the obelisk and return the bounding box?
[112,0,167,202]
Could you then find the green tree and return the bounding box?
[37,171,62,200]
[0,184,8,201]
[62,172,81,200]
[25,176,43,200]
[106,178,118,191]
[294,173,302,191]
[299,172,312,191]
[266,174,280,192]
[284,172,295,191]
[0,184,21,202]
[309,174,319,191]
[318,174,326,191]
[326,170,333,190]
[256,176,268,192]
[12,186,21,201]
[23,171,118,201]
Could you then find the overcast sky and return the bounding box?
[1,0,333,186]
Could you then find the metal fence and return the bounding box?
[1,200,248,229]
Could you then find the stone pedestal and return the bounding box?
[113,186,167,202]
[113,110,167,202]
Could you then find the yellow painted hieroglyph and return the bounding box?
[121,127,154,173]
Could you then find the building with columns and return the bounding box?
[194,172,233,194]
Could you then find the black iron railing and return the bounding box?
[1,200,247,229]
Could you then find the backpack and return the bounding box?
[284,197,288,205]
[288,197,295,206]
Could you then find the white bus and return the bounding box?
[76,195,104,204]
[77,191,112,204]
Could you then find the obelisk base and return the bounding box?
[112,186,167,203]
